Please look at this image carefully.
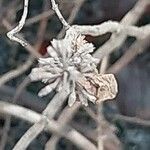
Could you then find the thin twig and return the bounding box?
[113,114,150,127]
[99,56,109,74]
[45,103,81,150]
[0,114,11,150]
[7,0,29,46]
[25,1,65,26]
[50,0,70,29]
[0,56,33,87]
[3,19,42,58]
[57,0,85,38]
[97,41,119,150]
[25,10,54,26]
[107,34,150,74]
[0,85,44,111]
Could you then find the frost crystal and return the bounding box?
[29,28,118,106]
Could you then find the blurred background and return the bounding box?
[0,0,150,149]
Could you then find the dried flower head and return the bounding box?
[29,28,118,106]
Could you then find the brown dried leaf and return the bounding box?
[95,74,118,102]
[78,73,118,103]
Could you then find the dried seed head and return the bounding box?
[29,28,118,106]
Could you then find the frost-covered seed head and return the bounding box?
[29,28,117,106]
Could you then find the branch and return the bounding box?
[3,19,42,58]
[7,0,29,46]
[13,118,47,150]
[0,57,33,87]
[25,10,54,26]
[96,32,120,150]
[0,4,50,149]
[113,114,150,127]
[57,0,85,38]
[0,101,97,150]
[12,85,70,150]
[45,103,81,150]
[107,34,150,74]
[73,21,150,39]
[93,0,150,59]
[50,0,70,29]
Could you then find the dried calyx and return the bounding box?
[29,28,118,107]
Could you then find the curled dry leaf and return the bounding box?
[95,74,118,102]
[78,73,118,103]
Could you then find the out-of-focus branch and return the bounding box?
[67,0,85,25]
[0,2,50,149]
[113,114,150,127]
[99,56,109,74]
[0,101,97,150]
[7,0,29,46]
[25,1,65,26]
[25,10,54,26]
[45,103,81,150]
[93,0,150,59]
[107,34,150,74]
[0,64,32,150]
[96,28,121,150]
[13,118,47,150]
[0,57,33,88]
[43,86,70,118]
[57,0,85,38]
[12,85,70,150]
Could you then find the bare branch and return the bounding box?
[25,10,54,26]
[0,57,33,87]
[45,103,81,150]
[13,118,47,150]
[7,0,29,46]
[107,34,150,74]
[113,114,150,127]
[3,19,42,58]
[73,21,150,39]
[0,101,97,150]
[12,85,70,150]
[50,0,70,29]
[93,0,150,59]
[0,4,50,149]
[99,56,109,74]
[57,0,85,38]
